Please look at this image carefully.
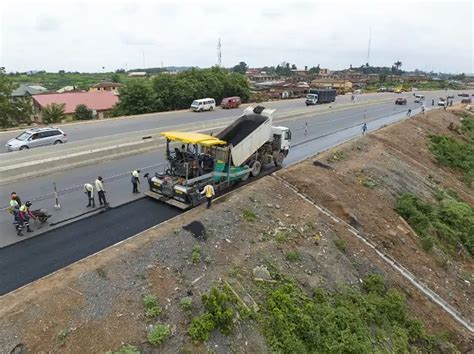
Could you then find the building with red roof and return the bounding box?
[32,91,119,122]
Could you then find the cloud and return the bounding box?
[36,15,61,32]
[261,9,283,19]
[119,32,159,46]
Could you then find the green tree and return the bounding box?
[308,65,320,75]
[232,61,248,75]
[0,68,32,128]
[291,64,297,70]
[111,73,122,83]
[74,104,94,120]
[42,103,66,124]
[113,80,160,116]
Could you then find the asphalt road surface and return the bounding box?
[0,91,464,294]
[0,199,180,295]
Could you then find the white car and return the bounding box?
[6,127,68,151]
[437,98,446,106]
[190,98,216,112]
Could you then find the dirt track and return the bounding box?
[0,108,472,353]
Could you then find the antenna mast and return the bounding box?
[366,26,372,65]
[217,38,222,67]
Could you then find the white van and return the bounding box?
[190,98,216,112]
[414,94,425,103]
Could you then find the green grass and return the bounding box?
[285,250,301,262]
[396,193,474,256]
[429,115,474,187]
[258,275,449,353]
[242,209,257,222]
[334,238,347,253]
[148,324,171,346]
[275,230,289,243]
[107,344,140,354]
[57,328,69,341]
[143,294,162,318]
[327,150,345,163]
[357,174,379,189]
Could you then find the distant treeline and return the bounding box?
[112,67,250,116]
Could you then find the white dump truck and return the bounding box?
[144,106,292,209]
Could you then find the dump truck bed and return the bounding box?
[217,107,274,166]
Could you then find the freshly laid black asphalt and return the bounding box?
[0,198,180,295]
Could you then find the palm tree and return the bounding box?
[394,61,402,71]
[42,103,66,124]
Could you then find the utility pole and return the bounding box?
[217,38,222,67]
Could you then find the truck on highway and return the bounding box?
[305,89,336,106]
[144,106,291,209]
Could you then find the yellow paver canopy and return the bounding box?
[161,131,226,147]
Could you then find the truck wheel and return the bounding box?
[274,152,285,166]
[250,161,261,177]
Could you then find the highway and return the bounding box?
[0,90,465,294]
[0,92,387,150]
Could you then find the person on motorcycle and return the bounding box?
[19,201,36,233]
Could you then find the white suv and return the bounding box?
[6,127,68,151]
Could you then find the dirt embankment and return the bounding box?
[0,109,472,353]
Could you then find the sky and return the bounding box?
[0,0,473,73]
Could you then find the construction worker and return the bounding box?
[200,183,215,209]
[19,201,35,233]
[95,176,108,206]
[131,170,140,193]
[84,183,95,208]
[9,193,23,236]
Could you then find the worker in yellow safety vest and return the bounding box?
[201,183,215,209]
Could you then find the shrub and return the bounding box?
[42,103,66,124]
[74,104,94,120]
[148,324,171,346]
[180,296,193,313]
[187,287,236,342]
[259,276,442,353]
[143,294,161,318]
[396,194,474,256]
[191,245,202,264]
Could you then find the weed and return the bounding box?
[285,250,300,262]
[327,150,345,163]
[334,238,347,252]
[275,230,289,243]
[57,328,69,341]
[204,255,213,264]
[148,324,171,346]
[191,245,202,264]
[107,344,140,354]
[143,294,161,318]
[243,209,257,222]
[96,267,107,279]
[357,173,379,189]
[180,296,193,313]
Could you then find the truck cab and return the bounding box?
[272,126,291,155]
